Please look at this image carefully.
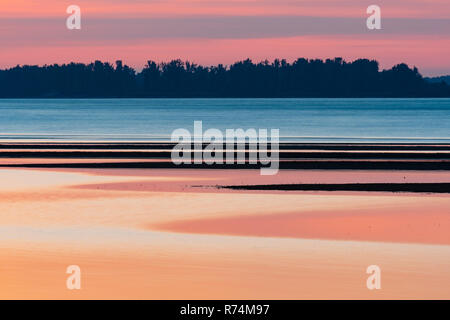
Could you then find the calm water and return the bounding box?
[0,98,449,142]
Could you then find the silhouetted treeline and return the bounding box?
[426,75,450,86]
[1,58,449,98]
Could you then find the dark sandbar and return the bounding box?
[220,183,450,193]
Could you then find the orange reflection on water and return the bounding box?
[0,168,449,299]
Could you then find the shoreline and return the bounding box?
[1,142,450,170]
[220,182,450,193]
[0,169,449,299]
[1,143,449,299]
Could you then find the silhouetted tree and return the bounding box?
[0,58,448,98]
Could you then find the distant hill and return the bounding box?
[426,76,450,85]
[1,58,450,98]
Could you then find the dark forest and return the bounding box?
[1,58,449,98]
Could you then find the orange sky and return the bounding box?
[1,0,449,76]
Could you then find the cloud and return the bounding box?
[1,16,449,47]
[1,0,449,18]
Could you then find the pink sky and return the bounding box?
[1,0,449,76]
